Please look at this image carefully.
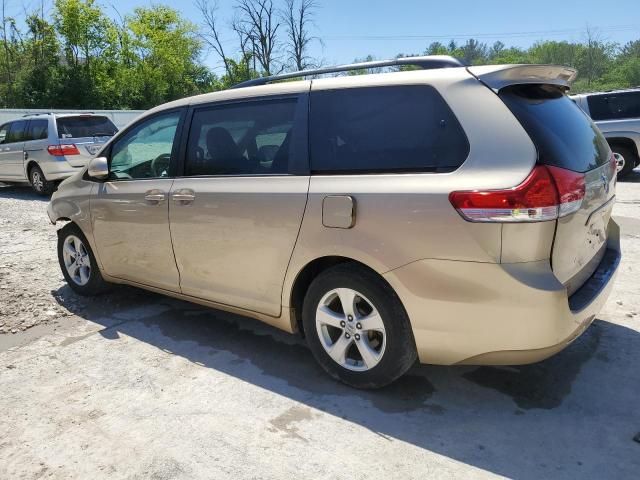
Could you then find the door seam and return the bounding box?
[166,178,183,291]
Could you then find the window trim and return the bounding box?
[308,84,470,175]
[176,92,310,178]
[89,107,187,183]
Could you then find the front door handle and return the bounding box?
[144,189,166,204]
[23,151,28,161]
[171,189,195,205]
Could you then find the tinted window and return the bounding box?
[185,98,298,176]
[26,119,48,141]
[110,111,181,180]
[56,116,117,139]
[587,91,640,121]
[500,85,610,173]
[309,86,469,173]
[0,124,8,144]
[5,120,28,143]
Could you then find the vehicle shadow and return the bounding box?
[52,284,640,479]
[0,183,49,201]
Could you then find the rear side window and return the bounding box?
[56,116,117,139]
[184,97,298,176]
[587,91,640,121]
[26,119,48,141]
[5,120,28,143]
[310,86,469,173]
[500,85,610,173]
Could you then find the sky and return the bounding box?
[13,0,640,73]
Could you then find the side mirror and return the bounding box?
[87,156,109,180]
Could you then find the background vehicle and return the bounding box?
[48,58,620,388]
[0,113,118,195]
[571,88,640,177]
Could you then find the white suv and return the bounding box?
[571,88,640,177]
[0,113,118,195]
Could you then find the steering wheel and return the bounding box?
[151,153,171,177]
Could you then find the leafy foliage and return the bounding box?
[1,0,639,109]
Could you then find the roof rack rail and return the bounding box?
[232,55,464,89]
[22,112,54,117]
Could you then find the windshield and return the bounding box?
[56,116,118,139]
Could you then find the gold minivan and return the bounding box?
[48,57,621,388]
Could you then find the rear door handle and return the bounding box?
[23,151,28,160]
[144,189,166,204]
[171,189,195,205]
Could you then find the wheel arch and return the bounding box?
[288,255,400,337]
[606,136,639,160]
[25,160,41,178]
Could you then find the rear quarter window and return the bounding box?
[587,91,640,121]
[500,85,610,173]
[310,85,469,173]
[56,116,118,139]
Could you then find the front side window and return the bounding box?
[26,120,48,141]
[310,86,469,173]
[109,111,181,180]
[5,120,28,144]
[184,98,298,176]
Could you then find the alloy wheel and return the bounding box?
[614,152,625,173]
[315,288,386,371]
[62,235,92,286]
[31,170,44,192]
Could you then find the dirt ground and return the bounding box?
[0,174,639,479]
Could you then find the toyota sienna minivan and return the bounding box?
[47,57,621,388]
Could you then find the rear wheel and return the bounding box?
[57,223,110,295]
[302,263,417,389]
[611,146,637,178]
[29,164,56,196]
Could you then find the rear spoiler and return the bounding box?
[467,64,578,92]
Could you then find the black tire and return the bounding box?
[29,164,56,196]
[57,223,110,296]
[611,146,638,178]
[302,263,417,389]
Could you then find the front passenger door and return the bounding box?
[91,110,184,292]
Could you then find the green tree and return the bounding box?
[126,5,212,108]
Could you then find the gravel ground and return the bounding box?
[0,175,639,479]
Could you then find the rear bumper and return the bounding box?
[39,159,86,181]
[383,219,621,365]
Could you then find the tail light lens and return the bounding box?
[48,144,80,156]
[449,165,585,223]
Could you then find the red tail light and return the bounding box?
[449,165,585,223]
[48,144,80,156]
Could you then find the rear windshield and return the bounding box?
[500,85,610,173]
[56,116,117,139]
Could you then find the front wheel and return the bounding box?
[302,263,417,389]
[57,223,110,295]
